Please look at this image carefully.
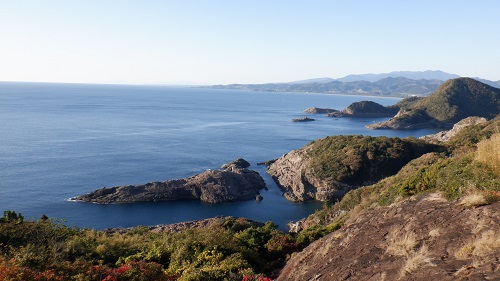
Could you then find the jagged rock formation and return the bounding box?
[266,136,442,202]
[267,146,351,202]
[277,193,500,281]
[73,159,266,204]
[420,116,488,142]
[367,78,500,130]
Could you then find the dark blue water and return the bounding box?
[0,82,440,230]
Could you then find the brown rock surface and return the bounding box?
[278,193,500,281]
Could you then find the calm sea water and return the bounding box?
[0,82,440,230]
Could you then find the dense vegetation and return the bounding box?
[307,135,444,186]
[0,213,332,281]
[342,100,398,116]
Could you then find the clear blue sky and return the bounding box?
[1,0,499,84]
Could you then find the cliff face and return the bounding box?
[267,136,442,202]
[266,147,351,202]
[73,160,266,204]
[278,193,500,281]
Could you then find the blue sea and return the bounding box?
[0,82,440,230]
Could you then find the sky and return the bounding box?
[1,0,499,85]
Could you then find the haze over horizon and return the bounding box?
[1,1,499,85]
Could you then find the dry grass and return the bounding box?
[428,228,441,238]
[475,133,500,175]
[401,243,433,276]
[386,230,434,278]
[386,231,417,257]
[455,230,500,260]
[460,193,488,207]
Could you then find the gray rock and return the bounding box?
[267,147,354,202]
[420,116,488,142]
[73,163,266,204]
[304,107,339,114]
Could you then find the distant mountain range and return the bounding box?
[207,71,500,97]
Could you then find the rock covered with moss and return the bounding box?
[73,159,266,204]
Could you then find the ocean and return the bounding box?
[0,82,440,230]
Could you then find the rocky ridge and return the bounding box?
[73,159,266,204]
[420,116,488,142]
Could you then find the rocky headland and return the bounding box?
[303,107,339,114]
[266,135,443,202]
[326,100,398,117]
[367,78,500,130]
[72,158,266,204]
[303,101,398,118]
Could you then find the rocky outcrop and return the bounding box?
[221,158,250,169]
[326,101,399,118]
[291,116,315,122]
[420,116,488,142]
[267,147,351,202]
[73,159,266,204]
[304,107,339,114]
[267,136,442,202]
[278,193,500,281]
[366,108,446,129]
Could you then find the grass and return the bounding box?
[459,192,488,207]
[400,243,433,277]
[385,230,434,278]
[475,132,500,175]
[455,230,500,260]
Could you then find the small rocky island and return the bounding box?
[291,116,315,122]
[72,158,266,204]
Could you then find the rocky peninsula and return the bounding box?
[72,158,266,204]
[267,135,443,202]
[367,78,500,130]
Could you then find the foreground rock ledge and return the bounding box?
[72,159,266,204]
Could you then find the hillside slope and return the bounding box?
[278,116,500,280]
[367,78,500,129]
[278,193,500,281]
